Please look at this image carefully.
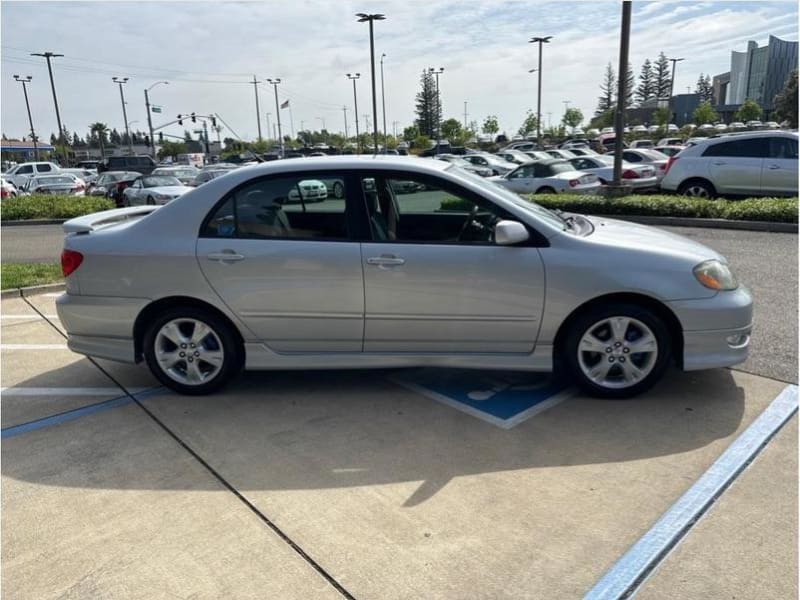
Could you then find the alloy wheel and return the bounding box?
[154,318,225,386]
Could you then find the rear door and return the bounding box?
[762,136,799,195]
[197,172,364,352]
[703,137,766,195]
[503,165,536,193]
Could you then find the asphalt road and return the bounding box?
[1,223,796,382]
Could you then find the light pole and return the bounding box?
[251,75,263,141]
[347,73,361,152]
[356,13,385,154]
[668,57,685,102]
[342,106,349,139]
[528,68,538,137]
[267,78,284,157]
[112,77,134,155]
[144,80,168,158]
[528,36,552,147]
[612,1,632,188]
[380,53,387,152]
[266,113,272,141]
[429,67,444,154]
[13,75,39,161]
[31,51,65,163]
[316,117,326,130]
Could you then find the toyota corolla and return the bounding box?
[56,156,752,397]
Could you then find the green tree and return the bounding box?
[518,110,538,136]
[774,69,798,127]
[621,62,635,108]
[596,63,616,116]
[412,134,431,151]
[250,139,270,154]
[695,73,713,103]
[403,125,419,143]
[636,59,656,104]
[654,52,671,99]
[414,70,440,138]
[653,106,672,131]
[693,101,719,125]
[440,118,463,142]
[589,108,614,130]
[109,128,121,145]
[734,98,763,122]
[89,122,109,158]
[482,115,499,135]
[562,107,584,130]
[157,140,187,160]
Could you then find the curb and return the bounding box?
[1,282,65,300]
[593,214,797,233]
[1,219,66,227]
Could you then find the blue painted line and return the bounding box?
[585,384,798,600]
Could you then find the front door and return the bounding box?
[358,172,545,353]
[197,172,364,352]
[704,136,766,195]
[762,136,799,195]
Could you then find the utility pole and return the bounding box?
[202,119,210,155]
[356,13,386,154]
[267,78,283,156]
[347,73,361,152]
[528,36,552,148]
[342,106,349,139]
[392,120,399,138]
[14,75,39,161]
[266,113,272,141]
[144,80,168,158]
[380,53,387,152]
[429,67,444,153]
[612,1,632,188]
[113,76,134,155]
[31,51,65,163]
[668,57,685,103]
[463,101,468,129]
[251,75,263,141]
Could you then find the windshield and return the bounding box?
[447,165,567,232]
[642,149,668,160]
[143,176,181,187]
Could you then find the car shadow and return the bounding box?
[3,362,747,506]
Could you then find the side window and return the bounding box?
[201,175,349,241]
[37,163,52,173]
[768,137,799,159]
[703,138,767,158]
[624,152,641,162]
[17,165,33,174]
[361,174,508,244]
[533,163,550,177]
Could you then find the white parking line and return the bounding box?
[1,387,150,396]
[42,293,63,297]
[1,344,68,350]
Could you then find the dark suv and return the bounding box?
[97,155,157,175]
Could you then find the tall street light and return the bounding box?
[13,75,39,161]
[356,13,385,154]
[668,57,685,102]
[112,76,134,156]
[31,51,65,162]
[429,67,444,154]
[528,68,537,137]
[380,53,387,152]
[267,78,284,156]
[266,113,272,141]
[144,80,168,158]
[528,36,552,147]
[342,106,349,139]
[347,73,361,152]
[612,1,632,188]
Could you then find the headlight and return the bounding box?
[693,259,738,291]
[154,193,171,199]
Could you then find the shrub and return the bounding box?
[1,195,115,221]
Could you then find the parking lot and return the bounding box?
[2,289,797,599]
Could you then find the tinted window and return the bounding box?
[549,162,574,174]
[16,165,33,174]
[37,164,53,173]
[134,157,154,167]
[622,152,641,162]
[767,137,799,159]
[202,175,348,240]
[703,138,767,158]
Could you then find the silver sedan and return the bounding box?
[57,156,752,398]
[567,156,659,190]
[122,175,193,206]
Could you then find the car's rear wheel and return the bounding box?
[143,307,242,395]
[536,186,556,194]
[333,181,344,198]
[563,303,671,399]
[679,179,716,199]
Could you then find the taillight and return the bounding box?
[74,183,85,191]
[664,156,678,175]
[35,187,44,193]
[568,179,579,187]
[622,169,638,179]
[1,189,7,198]
[61,250,83,277]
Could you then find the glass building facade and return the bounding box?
[723,36,798,110]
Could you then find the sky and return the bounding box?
[1,0,797,144]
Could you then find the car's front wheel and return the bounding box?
[563,303,671,398]
[143,307,242,395]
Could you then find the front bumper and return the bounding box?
[668,287,753,371]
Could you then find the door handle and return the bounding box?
[367,255,405,267]
[207,251,245,262]
[712,162,726,166]
[767,165,781,170]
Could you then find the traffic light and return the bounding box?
[210,116,217,127]
[191,112,196,123]
[177,114,183,125]
[158,132,164,143]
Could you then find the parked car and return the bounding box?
[746,120,764,129]
[76,160,100,170]
[565,147,598,157]
[567,156,658,190]
[106,172,144,207]
[61,168,97,185]
[630,140,655,149]
[686,137,709,144]
[653,145,686,157]
[714,124,728,132]
[21,173,85,196]
[621,149,670,181]
[660,131,798,198]
[286,179,329,202]
[194,166,239,186]
[122,175,193,206]
[764,121,781,129]
[433,154,493,177]
[657,138,683,147]
[545,149,578,160]
[495,149,535,165]
[87,171,141,197]
[152,166,201,186]
[491,159,601,195]
[729,122,747,131]
[461,153,517,175]
[57,156,752,398]
[3,161,61,188]
[97,155,158,175]
[631,125,648,134]
[1,176,18,198]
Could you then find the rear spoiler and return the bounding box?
[63,205,160,234]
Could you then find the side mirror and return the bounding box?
[495,220,530,246]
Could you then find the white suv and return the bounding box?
[4,161,61,188]
[661,131,798,198]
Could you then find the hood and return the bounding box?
[150,185,191,195]
[584,215,724,263]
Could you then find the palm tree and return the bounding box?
[89,122,108,159]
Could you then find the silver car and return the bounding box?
[567,156,659,190]
[57,156,752,398]
[122,175,193,206]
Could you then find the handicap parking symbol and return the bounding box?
[390,369,574,429]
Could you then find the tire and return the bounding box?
[146,195,155,205]
[563,302,672,399]
[678,179,716,199]
[536,186,556,194]
[143,306,242,395]
[332,181,344,199]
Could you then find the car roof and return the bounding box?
[210,156,452,177]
